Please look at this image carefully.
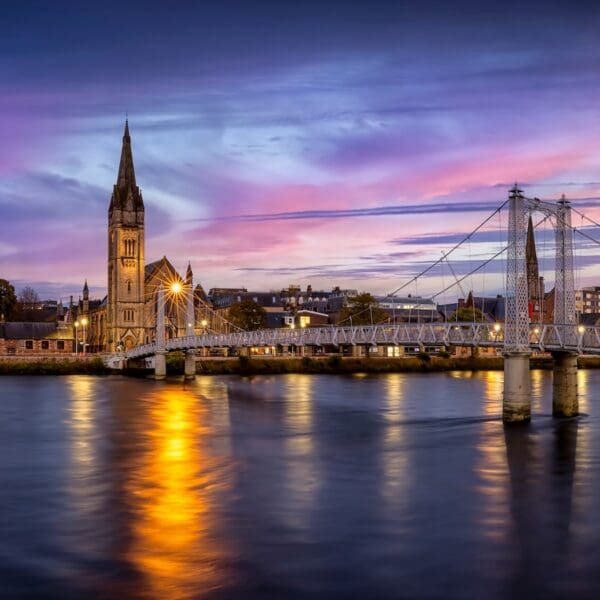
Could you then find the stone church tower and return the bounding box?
[107,120,146,351]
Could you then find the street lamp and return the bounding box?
[81,317,88,355]
[74,320,80,356]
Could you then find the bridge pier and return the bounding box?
[351,345,362,358]
[184,350,196,380]
[503,352,531,423]
[552,351,578,418]
[155,350,167,380]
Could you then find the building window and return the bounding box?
[25,340,33,350]
[127,280,132,294]
[41,341,49,350]
[7,347,15,354]
[57,341,65,350]
[124,309,135,322]
[124,239,136,256]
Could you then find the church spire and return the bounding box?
[117,119,136,189]
[186,261,193,285]
[109,119,144,218]
[526,215,539,279]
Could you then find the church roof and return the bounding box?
[145,256,180,283]
[0,322,58,340]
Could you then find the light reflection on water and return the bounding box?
[124,387,229,600]
[0,370,599,598]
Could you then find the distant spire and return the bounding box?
[186,261,193,284]
[83,279,89,292]
[526,214,539,283]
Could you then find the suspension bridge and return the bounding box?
[109,185,600,423]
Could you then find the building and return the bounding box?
[0,322,73,356]
[83,121,222,352]
[378,295,440,322]
[210,285,353,328]
[575,287,600,315]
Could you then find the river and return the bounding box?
[0,371,598,599]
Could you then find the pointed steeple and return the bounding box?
[186,262,193,285]
[83,279,89,299]
[109,119,144,219]
[117,119,137,189]
[526,215,539,280]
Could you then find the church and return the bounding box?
[79,121,217,353]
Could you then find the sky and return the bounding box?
[2,1,600,303]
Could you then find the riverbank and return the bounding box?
[150,353,600,376]
[0,356,108,375]
[3,354,600,376]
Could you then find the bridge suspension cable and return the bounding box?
[385,199,509,298]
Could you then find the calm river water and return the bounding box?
[0,371,599,599]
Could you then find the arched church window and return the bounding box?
[127,280,132,294]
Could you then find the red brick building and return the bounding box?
[0,323,74,356]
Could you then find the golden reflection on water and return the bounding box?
[125,386,228,600]
[473,420,511,543]
[194,377,232,455]
[68,377,95,466]
[285,375,314,449]
[481,370,503,416]
[283,375,319,531]
[381,375,409,505]
[573,369,591,521]
[578,369,590,415]
[66,377,105,558]
[529,369,544,412]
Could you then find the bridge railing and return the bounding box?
[121,322,600,360]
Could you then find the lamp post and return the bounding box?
[81,317,88,356]
[74,321,80,356]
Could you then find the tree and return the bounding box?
[228,299,267,331]
[449,306,487,322]
[0,279,17,321]
[340,293,389,325]
[18,286,39,310]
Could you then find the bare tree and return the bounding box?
[18,286,40,310]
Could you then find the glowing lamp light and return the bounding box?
[578,325,585,334]
[170,281,183,294]
[493,323,501,332]
[534,327,540,334]
[74,321,80,328]
[81,317,88,326]
[201,319,208,327]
